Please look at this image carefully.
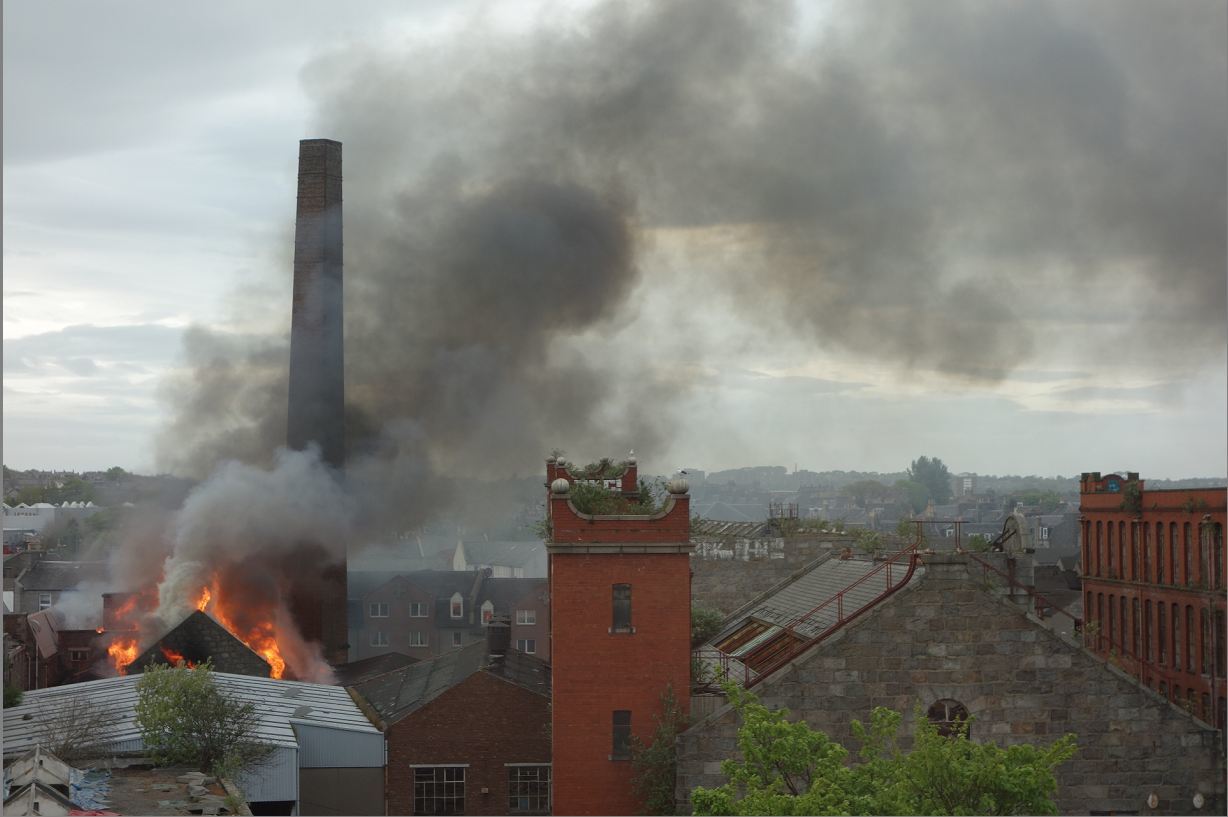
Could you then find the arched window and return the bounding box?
[1131,598,1139,657]
[1172,602,1180,670]
[450,592,464,619]
[1158,603,1166,663]
[1155,523,1165,584]
[1169,523,1178,585]
[1214,524,1224,591]
[1118,522,1126,580]
[1129,521,1137,579]
[1097,594,1105,652]
[481,599,494,624]
[1106,524,1114,576]
[1184,523,1192,586]
[1108,595,1116,650]
[1120,596,1128,654]
[927,699,970,738]
[1185,605,1194,673]
[1095,522,1103,576]
[1142,523,1151,582]
[1144,600,1152,661]
[1200,608,1209,675]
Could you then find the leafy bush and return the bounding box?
[135,660,273,778]
[569,478,664,516]
[692,607,725,648]
[632,685,689,815]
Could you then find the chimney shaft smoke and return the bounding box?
[287,138,345,468]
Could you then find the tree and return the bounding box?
[135,660,273,779]
[631,685,689,815]
[692,607,725,648]
[105,466,128,481]
[907,457,953,506]
[690,683,1076,816]
[35,697,121,763]
[894,479,929,515]
[844,480,890,509]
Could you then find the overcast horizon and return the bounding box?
[5,0,1226,481]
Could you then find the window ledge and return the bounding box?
[609,626,636,635]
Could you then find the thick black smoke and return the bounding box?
[156,0,1225,507]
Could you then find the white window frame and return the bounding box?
[409,601,427,618]
[369,601,389,618]
[516,609,536,625]
[516,638,536,654]
[38,592,52,611]
[413,765,467,816]
[370,631,389,647]
[409,631,427,647]
[452,631,464,647]
[450,592,463,619]
[481,600,495,624]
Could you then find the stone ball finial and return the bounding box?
[551,478,571,495]
[666,477,689,495]
[546,454,557,464]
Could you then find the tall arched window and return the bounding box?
[1214,523,1224,591]
[1097,593,1105,652]
[1095,522,1103,576]
[1106,524,1115,576]
[1184,522,1192,586]
[1169,523,1178,585]
[1155,522,1165,584]
[1120,596,1128,654]
[1118,522,1126,580]
[1130,521,1138,579]
[1158,603,1166,663]
[1185,605,1194,673]
[1108,594,1116,649]
[1131,598,1139,657]
[1144,600,1153,661]
[1142,523,1151,582]
[1200,608,1209,675]
[1172,602,1181,670]
[927,699,970,738]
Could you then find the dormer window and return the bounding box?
[481,600,494,624]
[451,592,464,619]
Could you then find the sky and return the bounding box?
[4,0,1226,481]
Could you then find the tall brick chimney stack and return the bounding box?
[286,139,348,666]
[287,138,345,469]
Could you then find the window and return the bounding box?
[516,609,536,625]
[1157,603,1166,663]
[611,711,631,760]
[370,631,388,647]
[68,648,89,662]
[369,602,389,618]
[612,584,632,632]
[1200,608,1209,674]
[1142,523,1151,581]
[450,592,463,619]
[1131,599,1139,657]
[410,602,427,617]
[452,631,464,647]
[1144,601,1153,661]
[1214,524,1224,590]
[1184,523,1192,586]
[1172,603,1180,670]
[926,699,970,738]
[1155,523,1164,584]
[1106,524,1113,575]
[409,631,427,647]
[1119,596,1127,654]
[38,592,51,611]
[1185,606,1194,673]
[1217,610,1226,677]
[1107,595,1115,649]
[516,639,536,654]
[1095,522,1102,576]
[508,765,551,814]
[414,766,465,815]
[1040,526,1050,541]
[1169,523,1178,585]
[481,600,494,624]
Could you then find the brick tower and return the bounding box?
[286,138,347,666]
[546,454,693,815]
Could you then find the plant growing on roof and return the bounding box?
[135,659,273,779]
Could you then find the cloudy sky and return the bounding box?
[4,0,1225,481]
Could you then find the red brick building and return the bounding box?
[350,639,551,815]
[1079,472,1226,727]
[546,455,693,816]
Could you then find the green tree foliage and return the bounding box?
[569,478,663,515]
[855,529,883,556]
[907,456,953,506]
[894,479,929,515]
[690,684,1076,816]
[631,685,689,815]
[844,480,890,508]
[105,466,128,481]
[692,607,726,648]
[1016,490,1064,513]
[966,534,992,552]
[135,660,273,779]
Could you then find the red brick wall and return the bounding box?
[385,670,551,815]
[550,552,692,816]
[548,493,690,544]
[1080,474,1227,726]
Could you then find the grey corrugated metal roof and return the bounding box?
[2,671,378,758]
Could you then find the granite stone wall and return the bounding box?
[677,554,1225,816]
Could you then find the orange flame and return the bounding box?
[195,586,212,612]
[160,645,197,668]
[206,582,287,679]
[107,637,139,675]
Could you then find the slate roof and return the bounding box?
[125,610,271,677]
[16,561,109,591]
[332,652,418,687]
[350,641,550,726]
[479,577,547,610]
[691,519,774,538]
[2,671,379,757]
